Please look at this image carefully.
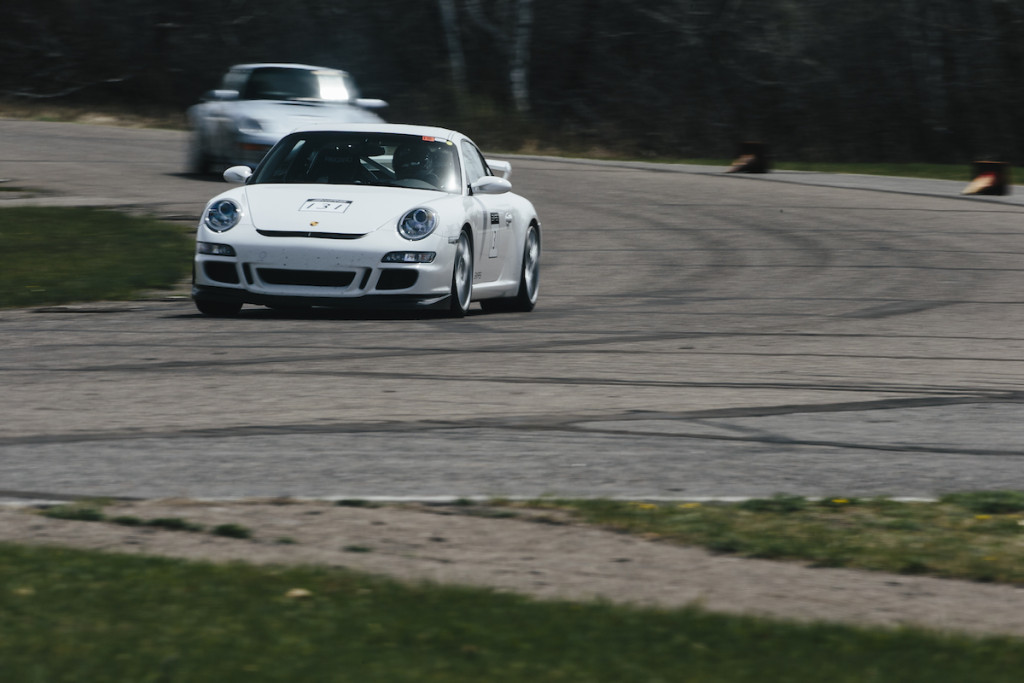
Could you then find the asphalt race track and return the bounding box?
[2,119,1023,503]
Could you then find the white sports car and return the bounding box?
[192,123,541,317]
[186,63,387,173]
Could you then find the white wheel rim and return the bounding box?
[523,228,540,301]
[454,233,472,310]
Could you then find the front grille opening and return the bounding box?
[257,268,355,288]
[204,261,240,284]
[376,269,419,290]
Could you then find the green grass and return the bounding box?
[0,207,192,308]
[3,542,1024,682]
[636,158,983,182]
[213,523,253,539]
[146,517,205,532]
[43,493,1024,586]
[515,145,988,182]
[40,504,214,534]
[525,492,1024,584]
[769,160,975,181]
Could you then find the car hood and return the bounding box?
[234,100,384,133]
[242,184,446,236]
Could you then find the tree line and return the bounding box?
[3,0,1024,163]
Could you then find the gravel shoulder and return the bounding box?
[4,499,1024,638]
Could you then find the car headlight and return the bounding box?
[204,199,242,232]
[397,207,438,241]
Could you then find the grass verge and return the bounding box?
[524,491,1024,584]
[769,160,976,181]
[0,207,192,308]
[2,541,1024,682]
[665,159,980,182]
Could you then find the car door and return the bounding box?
[209,68,251,160]
[462,140,512,283]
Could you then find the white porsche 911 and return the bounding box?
[186,63,387,174]
[192,123,541,317]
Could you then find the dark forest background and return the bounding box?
[3,0,1024,163]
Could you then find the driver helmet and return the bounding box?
[393,142,435,181]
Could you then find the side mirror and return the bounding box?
[486,159,512,180]
[223,166,253,184]
[354,98,388,110]
[470,176,512,195]
[202,89,240,102]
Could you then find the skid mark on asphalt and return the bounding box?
[4,395,1023,455]
[571,401,1024,457]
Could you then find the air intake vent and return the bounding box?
[204,261,240,284]
[257,269,355,287]
[376,269,419,290]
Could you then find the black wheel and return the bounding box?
[481,223,540,313]
[265,304,311,312]
[195,298,242,316]
[448,230,473,317]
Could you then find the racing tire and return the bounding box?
[195,299,243,317]
[481,223,540,313]
[448,229,473,317]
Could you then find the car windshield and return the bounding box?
[250,131,463,194]
[240,68,358,102]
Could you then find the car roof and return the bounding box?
[286,122,463,142]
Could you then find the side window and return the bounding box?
[460,140,488,185]
[222,70,248,93]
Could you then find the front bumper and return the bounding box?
[192,231,455,310]
[192,283,451,310]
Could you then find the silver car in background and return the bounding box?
[186,63,387,174]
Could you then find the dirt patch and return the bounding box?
[4,499,1024,638]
